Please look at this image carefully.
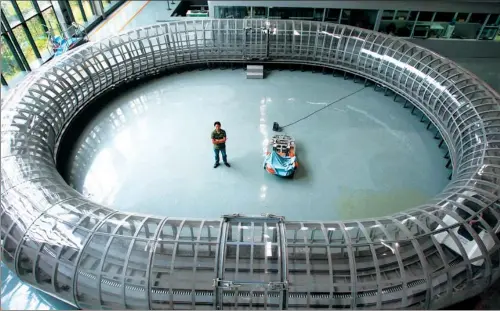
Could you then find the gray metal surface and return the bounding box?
[1,19,499,309]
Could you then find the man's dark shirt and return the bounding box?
[211,129,226,149]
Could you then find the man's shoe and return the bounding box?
[224,162,231,167]
[214,163,220,168]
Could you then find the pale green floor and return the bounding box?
[66,69,449,221]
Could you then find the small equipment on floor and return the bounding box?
[247,64,264,79]
[263,134,298,178]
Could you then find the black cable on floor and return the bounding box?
[279,86,367,130]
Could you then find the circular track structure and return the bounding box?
[1,19,500,310]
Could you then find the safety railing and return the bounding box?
[1,19,499,309]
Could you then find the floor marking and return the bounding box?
[89,0,132,39]
[118,0,151,32]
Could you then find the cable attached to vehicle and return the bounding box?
[272,86,367,132]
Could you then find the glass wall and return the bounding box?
[42,7,61,36]
[16,0,37,19]
[1,0,20,26]
[380,10,417,37]
[102,0,119,13]
[215,6,249,19]
[1,0,124,88]
[11,20,39,67]
[67,0,100,26]
[213,5,500,41]
[339,9,377,30]
[1,35,23,82]
[268,7,323,21]
[68,0,85,25]
[26,16,50,59]
[81,0,96,23]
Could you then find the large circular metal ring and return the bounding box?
[1,19,499,309]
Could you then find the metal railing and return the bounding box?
[1,19,499,309]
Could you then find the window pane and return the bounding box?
[434,12,455,22]
[408,11,418,21]
[418,11,434,22]
[1,1,21,27]
[486,14,499,26]
[268,7,320,21]
[251,6,266,18]
[12,25,37,64]
[69,0,85,25]
[42,7,61,37]
[16,0,36,19]
[380,20,414,37]
[380,10,416,37]
[456,13,469,22]
[469,13,488,24]
[479,27,499,40]
[103,0,112,11]
[395,10,410,20]
[381,10,395,20]
[215,6,249,18]
[325,8,340,22]
[26,16,50,60]
[1,36,23,82]
[37,0,51,11]
[340,9,377,30]
[82,0,96,23]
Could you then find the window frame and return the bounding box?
[10,0,42,59]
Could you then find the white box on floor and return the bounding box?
[247,64,264,79]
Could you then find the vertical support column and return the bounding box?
[77,0,88,22]
[208,2,216,18]
[31,0,49,34]
[476,14,491,40]
[1,11,31,71]
[10,0,42,59]
[51,0,72,37]
[410,12,420,38]
[373,9,383,32]
[91,0,105,19]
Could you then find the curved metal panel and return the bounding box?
[1,19,499,309]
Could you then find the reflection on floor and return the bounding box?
[0,263,76,310]
[88,0,180,41]
[64,69,449,221]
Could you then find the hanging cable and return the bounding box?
[275,86,367,131]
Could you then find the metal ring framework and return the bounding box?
[1,19,500,310]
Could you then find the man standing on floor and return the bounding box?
[211,121,231,168]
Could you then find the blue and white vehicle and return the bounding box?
[263,135,298,178]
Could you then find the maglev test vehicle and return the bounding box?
[264,134,298,178]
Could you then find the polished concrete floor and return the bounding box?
[65,69,449,221]
[0,264,76,310]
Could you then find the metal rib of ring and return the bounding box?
[1,19,499,310]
